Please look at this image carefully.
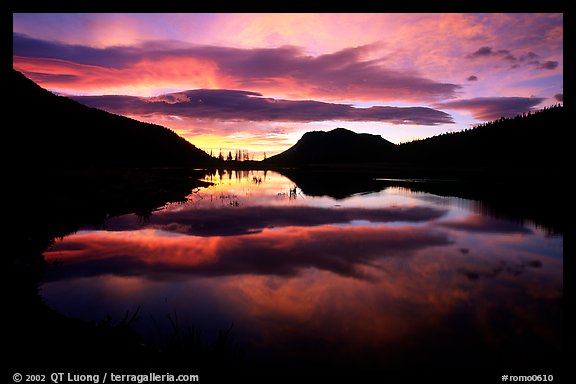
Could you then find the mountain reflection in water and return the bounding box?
[41,170,562,370]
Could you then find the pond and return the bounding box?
[41,169,563,371]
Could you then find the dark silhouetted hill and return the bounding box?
[264,105,565,173]
[264,127,396,165]
[10,69,213,168]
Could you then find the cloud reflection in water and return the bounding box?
[40,172,563,369]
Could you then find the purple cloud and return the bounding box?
[466,75,478,81]
[468,46,493,58]
[520,52,539,61]
[554,93,563,102]
[71,89,455,125]
[435,96,545,121]
[536,61,559,70]
[467,45,559,71]
[13,33,140,69]
[467,46,514,60]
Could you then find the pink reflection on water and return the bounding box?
[44,224,451,280]
[40,171,563,369]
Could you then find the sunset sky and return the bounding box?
[12,13,563,158]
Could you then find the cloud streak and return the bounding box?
[70,89,454,125]
[434,96,545,121]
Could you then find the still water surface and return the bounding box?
[41,170,562,369]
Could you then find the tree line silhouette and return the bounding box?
[395,104,565,168]
[207,148,265,162]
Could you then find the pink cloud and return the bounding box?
[13,33,461,102]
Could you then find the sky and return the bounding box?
[12,13,563,158]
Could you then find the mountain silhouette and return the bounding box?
[10,69,213,168]
[264,105,565,174]
[265,127,396,165]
